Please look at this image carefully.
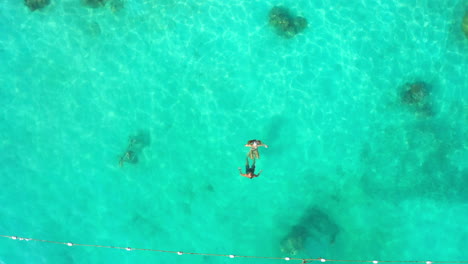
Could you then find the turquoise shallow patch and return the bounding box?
[0,0,467,263]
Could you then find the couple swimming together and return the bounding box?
[238,139,268,179]
[119,135,268,180]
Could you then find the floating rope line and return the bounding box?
[1,235,467,263]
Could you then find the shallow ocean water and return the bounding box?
[0,0,467,263]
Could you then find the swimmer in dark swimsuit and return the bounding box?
[245,139,268,160]
[238,158,262,179]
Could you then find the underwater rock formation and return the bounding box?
[82,0,124,11]
[119,130,151,167]
[280,225,308,255]
[401,82,428,105]
[24,0,50,11]
[269,6,308,38]
[463,11,468,38]
[400,81,433,116]
[82,0,107,8]
[280,208,339,255]
[108,0,124,12]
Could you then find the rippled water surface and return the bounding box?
[0,0,467,263]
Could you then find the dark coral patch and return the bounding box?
[463,11,468,38]
[82,0,108,8]
[269,6,308,38]
[280,208,339,255]
[401,82,429,105]
[25,0,50,11]
[400,81,434,116]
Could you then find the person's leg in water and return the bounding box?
[251,159,256,173]
[246,158,256,174]
[247,149,260,160]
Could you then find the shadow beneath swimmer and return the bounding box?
[280,207,340,256]
[119,130,151,167]
[264,115,290,156]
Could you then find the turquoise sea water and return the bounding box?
[0,0,467,263]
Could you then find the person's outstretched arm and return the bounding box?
[240,172,253,179]
[256,170,263,177]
